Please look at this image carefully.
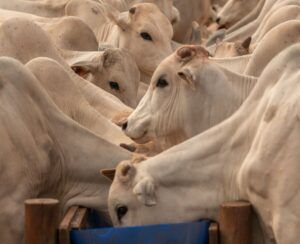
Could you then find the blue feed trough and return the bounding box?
[70,211,210,244]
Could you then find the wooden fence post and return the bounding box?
[209,222,219,244]
[24,198,59,244]
[219,201,252,244]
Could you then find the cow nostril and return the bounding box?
[122,121,128,131]
[216,17,221,24]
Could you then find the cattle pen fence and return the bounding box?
[24,198,253,244]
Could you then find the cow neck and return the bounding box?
[48,111,131,209]
[210,54,251,74]
[26,58,133,146]
[227,0,266,34]
[23,62,131,209]
[225,0,272,42]
[220,66,258,105]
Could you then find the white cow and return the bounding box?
[107,43,300,244]
[0,57,131,243]
[123,45,256,150]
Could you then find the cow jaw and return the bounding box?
[124,91,152,143]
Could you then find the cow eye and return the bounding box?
[109,81,120,90]
[156,78,168,88]
[140,32,153,41]
[116,205,128,221]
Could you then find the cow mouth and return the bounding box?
[217,24,228,30]
[130,131,150,144]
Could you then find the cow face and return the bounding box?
[115,3,173,79]
[71,48,140,108]
[214,37,252,58]
[107,155,220,227]
[216,0,260,28]
[122,45,239,149]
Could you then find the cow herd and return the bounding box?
[0,0,299,243]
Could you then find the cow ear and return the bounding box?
[171,6,180,24]
[101,168,116,182]
[133,177,156,206]
[178,68,196,90]
[241,36,252,50]
[177,46,197,63]
[101,49,116,68]
[215,38,222,45]
[107,10,129,31]
[116,161,136,183]
[71,63,96,78]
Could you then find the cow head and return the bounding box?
[70,47,140,108]
[106,153,221,227]
[104,157,159,226]
[112,3,174,79]
[216,0,260,28]
[122,45,239,149]
[214,37,252,58]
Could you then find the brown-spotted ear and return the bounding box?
[101,168,116,182]
[177,45,209,63]
[241,36,252,50]
[116,161,136,183]
[71,63,97,78]
[177,46,197,63]
[178,68,196,90]
[101,49,117,68]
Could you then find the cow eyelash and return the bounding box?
[109,81,120,90]
[156,78,168,88]
[140,32,153,41]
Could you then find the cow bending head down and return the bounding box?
[122,45,248,149]
[216,0,260,28]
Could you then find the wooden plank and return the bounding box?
[58,206,78,244]
[209,222,219,244]
[219,201,252,244]
[24,198,59,244]
[71,207,88,229]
